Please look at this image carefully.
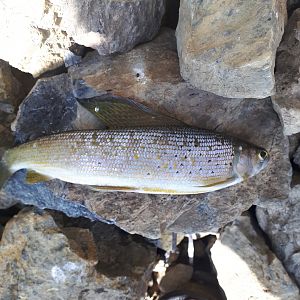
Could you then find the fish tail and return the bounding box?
[0,150,11,190]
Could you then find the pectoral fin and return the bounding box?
[78,95,184,129]
[25,170,53,184]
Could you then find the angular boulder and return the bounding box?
[271,9,300,135]
[256,184,300,287]
[0,0,164,76]
[176,0,286,98]
[0,208,157,299]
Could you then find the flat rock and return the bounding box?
[176,0,286,98]
[0,208,157,299]
[256,184,300,287]
[1,29,291,239]
[0,0,164,77]
[271,9,300,135]
[211,214,300,300]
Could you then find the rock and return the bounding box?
[0,0,72,77]
[287,0,300,16]
[0,208,157,299]
[211,214,300,300]
[271,9,300,135]
[12,73,77,144]
[289,133,300,160]
[293,144,300,168]
[256,184,300,287]
[0,60,23,108]
[1,29,291,239]
[0,0,164,77]
[60,0,165,55]
[175,0,286,98]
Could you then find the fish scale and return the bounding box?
[4,127,236,194]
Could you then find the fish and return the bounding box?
[0,96,269,194]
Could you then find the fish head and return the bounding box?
[234,144,269,180]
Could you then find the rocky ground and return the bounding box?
[1,0,300,299]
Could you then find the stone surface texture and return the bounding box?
[0,208,157,299]
[0,59,23,108]
[176,0,286,98]
[0,0,164,77]
[0,29,291,239]
[211,214,300,300]
[256,184,300,287]
[272,9,300,135]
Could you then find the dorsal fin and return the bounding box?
[77,96,184,129]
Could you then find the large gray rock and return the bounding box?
[60,0,165,55]
[0,208,157,299]
[176,0,286,98]
[0,30,291,239]
[271,9,300,136]
[0,0,164,76]
[211,214,300,300]
[256,184,300,287]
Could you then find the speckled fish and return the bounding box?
[0,97,269,194]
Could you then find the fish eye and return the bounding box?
[258,150,268,161]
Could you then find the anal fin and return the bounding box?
[26,170,53,184]
[89,185,137,192]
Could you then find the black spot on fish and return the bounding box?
[211,171,214,174]
[180,163,184,167]
[189,171,192,174]
[174,154,177,157]
[230,162,232,166]
[184,155,187,159]
[208,159,212,163]
[188,149,192,152]
[176,171,179,174]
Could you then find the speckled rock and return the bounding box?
[176,0,286,98]
[211,214,300,300]
[256,184,300,287]
[0,29,291,239]
[271,9,300,135]
[0,0,164,77]
[0,208,157,299]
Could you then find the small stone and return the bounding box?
[211,214,300,300]
[176,0,286,98]
[271,9,300,135]
[0,208,157,299]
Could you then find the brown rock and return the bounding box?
[176,0,286,98]
[2,29,291,239]
[0,208,157,299]
[272,9,300,135]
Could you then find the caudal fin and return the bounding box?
[0,152,11,190]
